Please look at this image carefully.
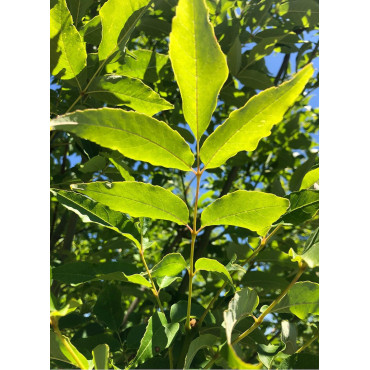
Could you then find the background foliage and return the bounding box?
[50,0,319,369]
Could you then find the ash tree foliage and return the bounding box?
[50,0,319,369]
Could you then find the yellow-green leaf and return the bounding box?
[98,0,150,61]
[200,64,314,169]
[300,167,319,190]
[201,191,289,235]
[50,0,87,87]
[51,108,194,171]
[71,181,189,225]
[87,75,173,116]
[169,0,228,140]
[195,258,233,285]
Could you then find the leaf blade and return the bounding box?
[200,64,314,169]
[71,181,189,225]
[201,190,289,235]
[151,253,187,278]
[169,0,228,139]
[51,108,194,171]
[195,258,233,286]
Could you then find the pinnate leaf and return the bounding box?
[151,253,187,278]
[201,190,289,235]
[51,108,194,171]
[87,75,173,116]
[71,181,189,225]
[169,0,228,140]
[200,64,314,169]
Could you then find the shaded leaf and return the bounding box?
[87,75,173,116]
[272,281,319,319]
[93,285,124,331]
[281,320,298,355]
[257,343,285,369]
[279,189,319,225]
[51,189,140,247]
[66,0,93,26]
[200,64,314,169]
[289,156,316,191]
[151,253,187,278]
[71,181,189,225]
[156,276,182,290]
[80,15,102,45]
[50,298,82,318]
[170,301,216,326]
[184,334,219,369]
[278,353,319,370]
[289,228,319,268]
[169,0,228,139]
[201,191,289,235]
[227,36,242,76]
[129,312,179,368]
[223,288,259,343]
[51,108,194,171]
[219,343,263,369]
[50,330,90,369]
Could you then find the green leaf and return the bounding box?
[200,64,314,169]
[129,312,179,368]
[227,36,242,76]
[281,320,298,355]
[50,330,90,369]
[156,276,182,290]
[93,285,124,331]
[98,0,151,61]
[201,190,289,235]
[277,0,319,28]
[237,69,273,90]
[92,344,109,370]
[170,301,216,326]
[70,181,189,225]
[279,189,319,225]
[51,108,194,171]
[52,261,151,287]
[50,298,82,318]
[289,156,316,191]
[79,155,107,173]
[169,0,228,140]
[184,334,219,369]
[243,271,289,290]
[51,189,140,247]
[289,228,319,268]
[151,253,187,278]
[66,0,93,26]
[195,258,233,286]
[257,343,285,369]
[87,75,173,116]
[219,343,263,369]
[278,353,319,370]
[50,0,87,86]
[102,151,135,181]
[300,167,319,190]
[272,281,319,319]
[106,49,169,83]
[223,288,259,343]
[80,15,102,45]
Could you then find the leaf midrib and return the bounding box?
[80,187,187,225]
[203,74,305,169]
[54,118,192,170]
[203,204,286,226]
